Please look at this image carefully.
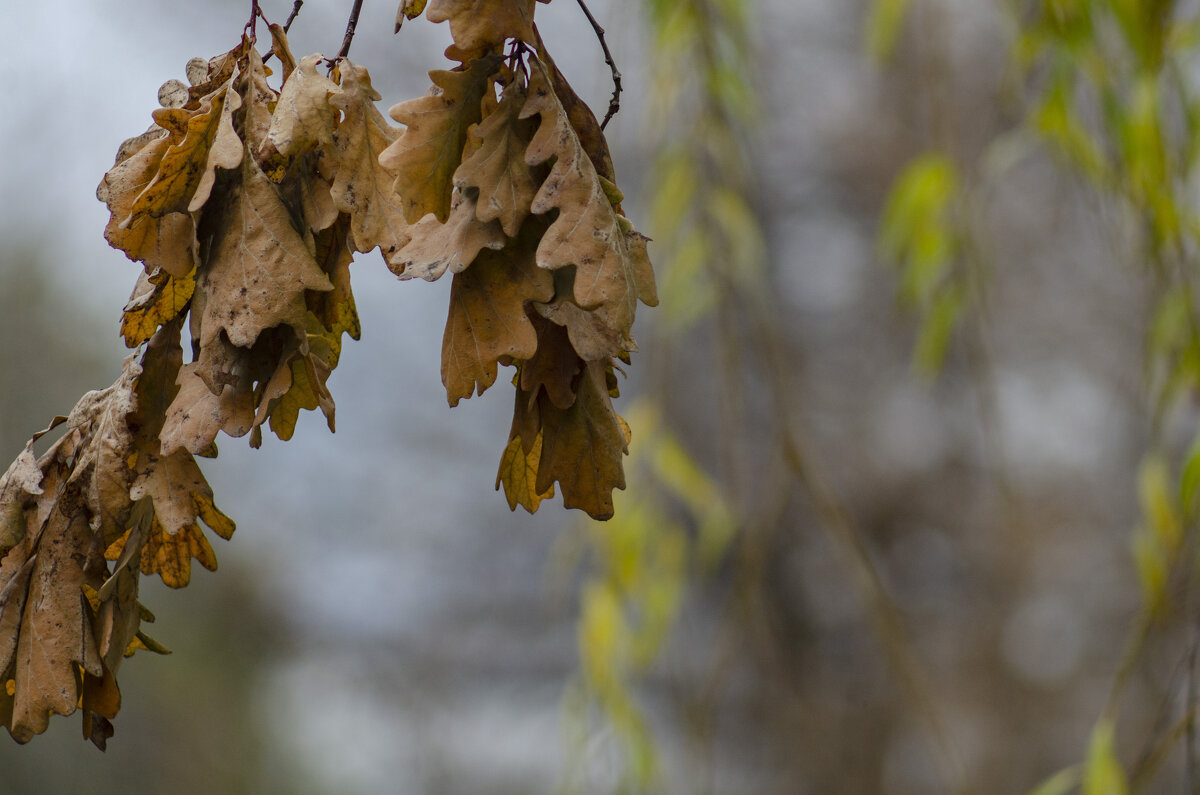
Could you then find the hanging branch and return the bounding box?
[574,0,622,129]
[284,0,304,32]
[337,0,366,59]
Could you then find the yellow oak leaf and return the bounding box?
[442,241,554,405]
[499,352,628,520]
[106,514,224,590]
[266,23,298,84]
[454,79,539,237]
[120,267,195,348]
[395,0,429,31]
[495,432,553,513]
[128,73,244,223]
[98,130,198,279]
[380,56,501,223]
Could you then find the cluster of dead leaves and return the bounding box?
[0,0,654,748]
[388,2,657,519]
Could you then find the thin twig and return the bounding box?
[284,0,304,32]
[573,0,622,129]
[245,0,261,40]
[337,0,366,60]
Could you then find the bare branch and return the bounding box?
[284,0,304,32]
[574,0,621,129]
[337,0,366,60]
[245,0,261,41]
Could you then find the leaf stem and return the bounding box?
[573,0,622,129]
[337,0,366,60]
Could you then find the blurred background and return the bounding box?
[0,0,1189,793]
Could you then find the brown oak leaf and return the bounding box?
[454,79,539,237]
[380,56,501,223]
[264,53,340,164]
[519,312,582,410]
[533,360,628,519]
[391,191,505,281]
[328,60,412,259]
[195,155,333,350]
[521,59,658,352]
[442,241,554,405]
[5,506,105,743]
[425,0,537,53]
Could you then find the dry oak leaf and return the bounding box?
[534,359,628,519]
[328,60,412,259]
[521,59,658,351]
[306,214,361,370]
[246,319,337,446]
[196,154,333,350]
[394,0,429,31]
[0,418,63,553]
[442,242,554,405]
[127,72,244,224]
[541,54,617,185]
[277,151,340,234]
[266,23,299,84]
[454,79,539,238]
[112,321,234,587]
[160,353,256,456]
[380,56,501,223]
[519,312,582,410]
[130,449,234,542]
[264,53,340,164]
[121,267,196,348]
[238,46,279,149]
[532,296,625,362]
[4,506,105,743]
[98,130,198,279]
[106,491,233,591]
[498,358,627,519]
[425,0,537,53]
[64,363,141,546]
[392,190,505,280]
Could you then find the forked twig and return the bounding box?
[284,0,304,32]
[337,0,366,59]
[245,0,261,40]
[574,0,622,129]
